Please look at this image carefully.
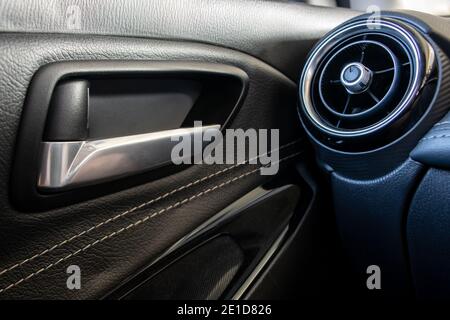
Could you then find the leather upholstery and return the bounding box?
[0,0,360,299]
[0,33,304,299]
[332,159,424,295]
[411,111,450,169]
[391,11,450,171]
[0,0,357,80]
[407,168,450,298]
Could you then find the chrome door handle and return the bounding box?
[38,125,220,191]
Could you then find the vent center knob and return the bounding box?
[340,62,373,94]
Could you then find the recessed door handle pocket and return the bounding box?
[12,61,248,210]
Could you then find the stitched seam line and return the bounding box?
[433,121,450,127]
[0,151,301,294]
[420,134,450,141]
[426,127,450,133]
[0,139,300,278]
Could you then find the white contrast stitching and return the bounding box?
[0,140,301,279]
[434,121,450,127]
[425,127,450,133]
[420,134,450,141]
[0,151,302,294]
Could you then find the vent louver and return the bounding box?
[299,18,436,150]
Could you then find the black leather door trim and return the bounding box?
[0,33,305,299]
[0,0,357,80]
[1,140,302,285]
[0,150,302,295]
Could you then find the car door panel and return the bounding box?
[0,32,305,299]
[0,0,357,80]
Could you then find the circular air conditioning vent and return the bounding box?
[299,18,436,150]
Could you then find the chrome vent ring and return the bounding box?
[299,18,435,140]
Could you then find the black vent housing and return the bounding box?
[299,17,437,151]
